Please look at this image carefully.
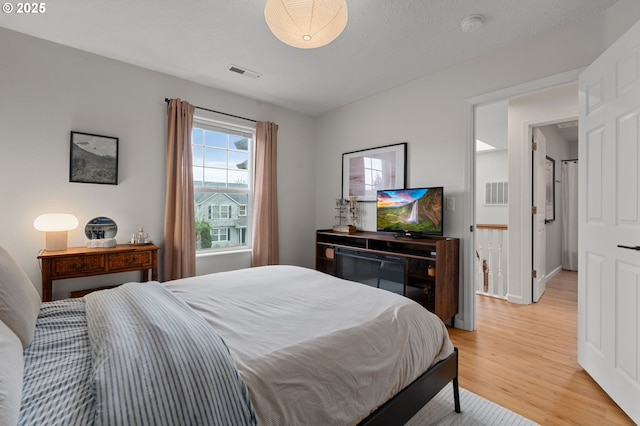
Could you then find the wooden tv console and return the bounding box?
[316,230,459,323]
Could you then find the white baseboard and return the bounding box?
[507,293,526,305]
[547,265,563,280]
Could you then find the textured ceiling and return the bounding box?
[0,0,619,116]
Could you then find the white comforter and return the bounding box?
[165,265,454,426]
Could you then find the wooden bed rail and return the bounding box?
[358,348,460,425]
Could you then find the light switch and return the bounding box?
[446,197,455,211]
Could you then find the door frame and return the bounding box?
[460,68,583,331]
[532,126,547,303]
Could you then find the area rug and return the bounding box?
[406,386,539,426]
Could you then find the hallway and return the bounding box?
[448,270,633,425]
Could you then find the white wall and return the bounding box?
[315,1,640,329]
[0,28,316,299]
[475,100,509,225]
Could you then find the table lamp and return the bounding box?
[34,214,79,251]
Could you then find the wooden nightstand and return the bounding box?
[37,244,159,302]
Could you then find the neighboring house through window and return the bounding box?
[209,205,231,219]
[211,228,229,242]
[192,117,254,251]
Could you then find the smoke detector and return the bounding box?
[460,15,483,33]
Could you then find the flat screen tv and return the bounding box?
[376,187,444,238]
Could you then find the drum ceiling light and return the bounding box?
[264,0,348,49]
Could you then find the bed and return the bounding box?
[0,245,459,426]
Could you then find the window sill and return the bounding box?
[196,248,252,258]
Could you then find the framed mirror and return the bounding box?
[85,216,117,239]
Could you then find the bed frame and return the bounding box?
[358,348,460,425]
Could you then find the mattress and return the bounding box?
[165,265,454,426]
[19,265,453,426]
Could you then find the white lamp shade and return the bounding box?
[34,214,78,251]
[34,214,79,232]
[264,0,348,49]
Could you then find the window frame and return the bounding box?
[192,116,254,254]
[211,228,230,242]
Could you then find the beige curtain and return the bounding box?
[252,121,279,266]
[163,99,196,280]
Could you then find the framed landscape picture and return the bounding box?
[342,142,407,201]
[70,131,119,185]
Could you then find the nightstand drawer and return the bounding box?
[52,255,105,275]
[108,251,152,270]
[38,244,159,302]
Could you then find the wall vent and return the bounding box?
[228,65,262,79]
[557,121,578,128]
[485,181,508,205]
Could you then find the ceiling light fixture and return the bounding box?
[264,0,348,49]
[460,14,483,33]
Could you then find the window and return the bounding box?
[208,205,231,219]
[211,228,230,242]
[193,118,254,251]
[363,156,383,194]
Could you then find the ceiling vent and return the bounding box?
[228,65,262,79]
[557,121,578,128]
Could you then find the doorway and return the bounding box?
[464,73,581,331]
[533,121,579,277]
[473,116,578,305]
[474,100,509,300]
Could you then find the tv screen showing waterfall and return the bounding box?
[376,187,444,237]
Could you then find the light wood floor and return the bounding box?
[448,270,634,425]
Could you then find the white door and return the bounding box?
[578,19,640,423]
[532,127,547,302]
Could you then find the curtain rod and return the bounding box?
[164,98,257,123]
[562,158,578,162]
